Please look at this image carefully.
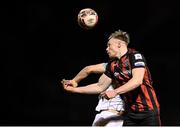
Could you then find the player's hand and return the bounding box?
[63,84,75,93]
[61,79,76,92]
[101,90,117,100]
[61,79,78,87]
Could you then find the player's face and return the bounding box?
[106,38,120,59]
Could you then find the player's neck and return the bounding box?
[118,47,128,59]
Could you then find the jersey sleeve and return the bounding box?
[130,52,146,69]
[102,63,108,69]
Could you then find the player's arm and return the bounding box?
[73,63,106,83]
[114,68,145,94]
[63,73,112,94]
[62,63,106,87]
[102,68,145,99]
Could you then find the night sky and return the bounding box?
[4,0,180,125]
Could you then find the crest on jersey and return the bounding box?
[114,72,120,77]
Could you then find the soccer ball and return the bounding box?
[77,8,98,29]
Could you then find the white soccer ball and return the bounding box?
[77,8,98,29]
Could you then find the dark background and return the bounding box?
[3,0,180,125]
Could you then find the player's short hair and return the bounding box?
[108,29,130,45]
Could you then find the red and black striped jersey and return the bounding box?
[104,48,160,112]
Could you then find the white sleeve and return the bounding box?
[102,63,108,69]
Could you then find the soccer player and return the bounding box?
[62,63,124,127]
[63,29,161,126]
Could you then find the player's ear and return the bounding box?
[117,41,121,48]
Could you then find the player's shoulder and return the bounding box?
[128,48,145,61]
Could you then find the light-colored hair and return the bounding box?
[108,29,130,45]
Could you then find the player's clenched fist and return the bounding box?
[61,79,78,87]
[61,79,76,93]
